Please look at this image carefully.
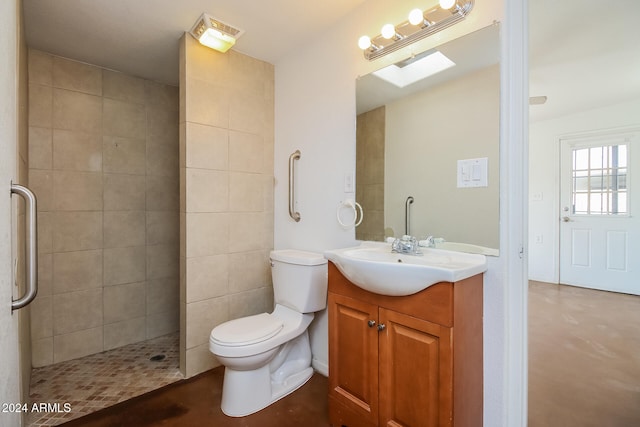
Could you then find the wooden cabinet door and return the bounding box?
[378,308,453,427]
[329,293,379,426]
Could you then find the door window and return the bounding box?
[571,144,628,215]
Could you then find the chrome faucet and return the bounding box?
[391,235,422,255]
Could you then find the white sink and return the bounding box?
[324,242,487,296]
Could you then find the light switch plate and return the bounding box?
[457,157,488,188]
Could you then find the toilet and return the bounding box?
[209,249,328,417]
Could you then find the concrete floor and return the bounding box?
[528,281,640,427]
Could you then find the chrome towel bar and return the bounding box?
[10,183,38,311]
[288,150,301,222]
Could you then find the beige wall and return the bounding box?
[27,50,180,366]
[356,106,385,241]
[385,65,500,248]
[179,35,275,377]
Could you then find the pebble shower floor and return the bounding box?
[26,333,182,426]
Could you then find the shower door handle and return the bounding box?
[10,183,38,311]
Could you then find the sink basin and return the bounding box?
[324,242,487,296]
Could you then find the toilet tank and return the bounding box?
[270,250,328,313]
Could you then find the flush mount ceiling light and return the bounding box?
[359,0,474,61]
[372,50,455,88]
[189,13,244,53]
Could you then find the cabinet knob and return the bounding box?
[368,320,376,328]
[377,323,386,331]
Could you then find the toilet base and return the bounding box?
[220,365,314,417]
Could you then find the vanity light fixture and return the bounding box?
[359,0,474,61]
[189,13,244,53]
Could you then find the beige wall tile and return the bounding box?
[103,282,146,324]
[229,92,270,135]
[28,169,53,212]
[185,169,228,213]
[147,277,179,315]
[183,36,230,84]
[53,327,103,363]
[52,211,102,252]
[185,254,228,303]
[145,80,179,110]
[228,250,271,293]
[147,134,179,177]
[103,211,146,248]
[229,131,264,173]
[28,50,52,85]
[52,56,102,95]
[146,309,179,339]
[146,211,179,246]
[146,175,179,211]
[104,317,146,350]
[53,288,103,335]
[228,287,272,321]
[53,249,102,293]
[28,126,52,170]
[185,296,228,349]
[103,173,146,211]
[147,244,179,280]
[185,343,219,378]
[103,136,146,174]
[32,337,53,368]
[228,212,272,253]
[53,88,102,134]
[103,70,145,104]
[103,246,146,286]
[28,84,52,128]
[185,123,228,170]
[103,98,146,139]
[37,253,53,296]
[147,107,178,139]
[53,129,102,172]
[229,172,264,212]
[37,212,53,254]
[185,213,228,258]
[30,295,52,339]
[185,78,229,128]
[53,171,103,211]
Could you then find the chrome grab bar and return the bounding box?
[288,150,301,222]
[405,196,414,236]
[10,183,38,311]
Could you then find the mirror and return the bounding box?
[355,24,500,254]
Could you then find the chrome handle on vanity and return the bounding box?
[377,324,386,332]
[10,184,38,311]
[368,320,377,328]
[288,150,301,222]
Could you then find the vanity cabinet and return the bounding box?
[327,262,483,427]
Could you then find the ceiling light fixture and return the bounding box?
[359,1,474,61]
[189,13,244,53]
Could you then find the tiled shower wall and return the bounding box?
[27,50,179,366]
[356,106,385,242]
[179,35,275,377]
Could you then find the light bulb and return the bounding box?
[439,0,457,9]
[358,35,372,50]
[381,24,396,39]
[408,9,424,26]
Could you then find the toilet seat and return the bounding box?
[210,313,284,347]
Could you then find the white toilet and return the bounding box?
[209,249,328,417]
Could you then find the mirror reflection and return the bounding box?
[355,24,500,254]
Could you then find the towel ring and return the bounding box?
[337,199,363,228]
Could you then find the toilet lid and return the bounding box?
[210,313,284,346]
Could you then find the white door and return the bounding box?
[559,129,640,295]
